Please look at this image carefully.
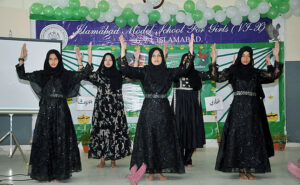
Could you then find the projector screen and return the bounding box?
[0,37,61,112]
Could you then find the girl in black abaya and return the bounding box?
[118,34,195,181]
[16,43,93,182]
[211,42,283,180]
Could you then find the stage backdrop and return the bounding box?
[30,17,285,141]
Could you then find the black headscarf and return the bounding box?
[97,53,122,91]
[179,53,201,90]
[232,46,255,82]
[41,49,66,85]
[147,47,167,83]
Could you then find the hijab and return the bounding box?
[96,53,122,91]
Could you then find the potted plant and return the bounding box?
[81,130,90,153]
[278,134,288,151]
[272,133,288,151]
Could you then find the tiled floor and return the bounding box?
[0,145,299,185]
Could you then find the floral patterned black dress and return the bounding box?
[87,72,131,160]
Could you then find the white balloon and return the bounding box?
[235,0,246,9]
[204,8,215,20]
[144,2,153,14]
[293,8,300,16]
[59,0,68,8]
[257,2,270,14]
[162,2,172,14]
[169,3,179,15]
[176,12,186,23]
[185,13,194,26]
[239,5,250,16]
[105,12,115,22]
[226,6,238,19]
[290,0,300,9]
[138,14,149,26]
[248,9,260,23]
[196,0,207,10]
[111,6,122,17]
[283,9,293,19]
[160,12,170,22]
[86,15,94,22]
[86,0,96,10]
[158,19,167,25]
[196,18,207,29]
[40,0,50,5]
[215,10,226,22]
[50,0,59,7]
[133,3,145,15]
[97,13,106,22]
[231,15,242,25]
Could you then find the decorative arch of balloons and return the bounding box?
[31,0,300,28]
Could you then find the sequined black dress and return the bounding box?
[213,61,283,173]
[118,53,193,174]
[16,63,92,181]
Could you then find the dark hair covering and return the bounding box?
[41,49,66,85]
[231,46,255,82]
[147,47,167,83]
[96,53,122,91]
[178,53,201,90]
[31,49,80,98]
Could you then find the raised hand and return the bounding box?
[76,47,84,67]
[88,42,92,65]
[119,34,127,58]
[265,54,271,66]
[233,55,236,64]
[210,43,217,64]
[272,41,279,62]
[134,46,140,61]
[163,42,168,60]
[189,33,194,54]
[20,43,27,59]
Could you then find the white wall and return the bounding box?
[0,0,299,61]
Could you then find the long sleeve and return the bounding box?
[258,61,283,84]
[170,52,194,80]
[197,71,212,81]
[211,63,233,83]
[118,56,145,80]
[69,63,93,84]
[15,63,41,83]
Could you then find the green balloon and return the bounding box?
[43,5,54,17]
[192,9,203,21]
[55,7,63,19]
[270,0,281,6]
[184,0,195,13]
[148,10,160,24]
[267,6,279,19]
[242,16,248,21]
[31,3,43,14]
[122,8,134,20]
[128,15,138,27]
[221,17,230,26]
[212,5,222,13]
[98,0,110,12]
[281,0,289,2]
[115,16,127,28]
[207,19,216,24]
[89,8,100,20]
[168,15,178,26]
[247,0,259,10]
[69,0,80,9]
[260,13,268,18]
[79,6,89,18]
[279,2,290,14]
[62,7,74,19]
[72,8,82,19]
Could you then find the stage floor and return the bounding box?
[0,145,299,185]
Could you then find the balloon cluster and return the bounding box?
[30,0,300,28]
